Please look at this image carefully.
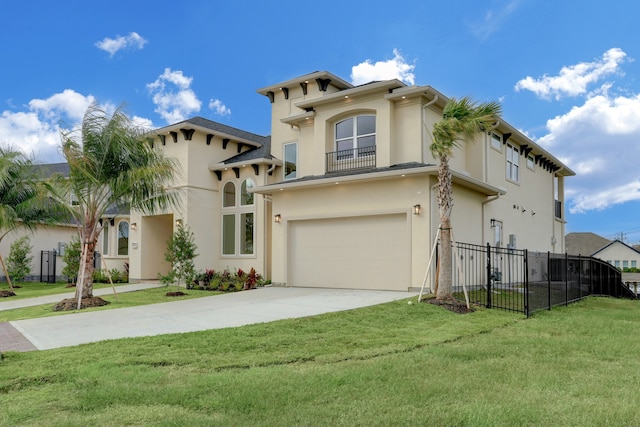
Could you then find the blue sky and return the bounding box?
[1,0,640,243]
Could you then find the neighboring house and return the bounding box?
[566,231,640,270]
[130,70,573,292]
[0,163,131,282]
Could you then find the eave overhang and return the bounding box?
[294,80,406,110]
[150,123,262,148]
[251,166,505,196]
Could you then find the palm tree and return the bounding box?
[430,97,501,301]
[0,148,68,293]
[52,103,181,300]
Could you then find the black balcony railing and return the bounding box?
[326,146,376,173]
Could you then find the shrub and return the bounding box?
[62,235,81,282]
[7,236,33,282]
[159,224,198,288]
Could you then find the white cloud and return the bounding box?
[536,91,640,213]
[147,68,201,123]
[468,0,522,40]
[209,99,231,116]
[515,48,627,100]
[0,90,95,163]
[95,32,148,57]
[351,49,416,86]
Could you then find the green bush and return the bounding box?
[62,235,81,282]
[7,236,33,282]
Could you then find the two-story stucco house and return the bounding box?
[126,70,574,292]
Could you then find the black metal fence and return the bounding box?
[451,242,634,317]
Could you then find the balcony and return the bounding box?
[326,145,376,174]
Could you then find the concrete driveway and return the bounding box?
[7,286,416,351]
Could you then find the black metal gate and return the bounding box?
[40,250,57,283]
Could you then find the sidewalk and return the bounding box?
[4,287,416,352]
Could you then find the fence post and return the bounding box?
[547,251,552,311]
[486,243,492,309]
[565,252,569,306]
[524,250,530,317]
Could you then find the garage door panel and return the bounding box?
[288,214,410,291]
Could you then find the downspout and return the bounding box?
[422,95,439,163]
[481,194,502,246]
[552,165,565,252]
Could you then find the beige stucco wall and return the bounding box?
[129,129,268,282]
[0,224,77,281]
[596,242,640,268]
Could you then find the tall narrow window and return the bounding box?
[335,115,376,158]
[223,182,236,207]
[222,214,236,255]
[102,223,109,255]
[283,142,297,180]
[221,178,256,257]
[506,143,519,182]
[241,179,255,205]
[491,132,502,151]
[117,221,129,256]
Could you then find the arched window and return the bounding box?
[241,178,255,206]
[222,179,255,256]
[335,115,376,158]
[117,221,129,256]
[223,182,236,207]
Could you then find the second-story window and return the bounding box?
[490,132,502,151]
[506,143,519,182]
[283,142,297,180]
[335,115,376,159]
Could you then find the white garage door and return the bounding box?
[288,213,410,291]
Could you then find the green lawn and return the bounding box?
[0,286,219,322]
[1,296,639,426]
[0,281,127,300]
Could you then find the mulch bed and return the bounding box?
[425,297,475,314]
[54,297,110,311]
[166,291,187,297]
[0,290,17,298]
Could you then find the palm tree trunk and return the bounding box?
[75,221,97,299]
[436,155,454,301]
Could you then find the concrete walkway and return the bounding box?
[3,287,416,352]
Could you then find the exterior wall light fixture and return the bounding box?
[274,214,282,223]
[131,223,137,231]
[413,204,421,215]
[175,219,183,227]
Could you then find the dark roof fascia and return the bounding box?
[152,117,268,147]
[593,239,640,256]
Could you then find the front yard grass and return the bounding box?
[1,296,639,426]
[0,286,219,322]
[0,281,127,300]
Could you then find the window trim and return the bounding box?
[490,131,502,152]
[283,142,298,180]
[506,142,520,183]
[334,114,376,158]
[221,178,257,258]
[117,220,129,256]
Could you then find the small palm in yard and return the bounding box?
[48,103,181,307]
[430,97,501,303]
